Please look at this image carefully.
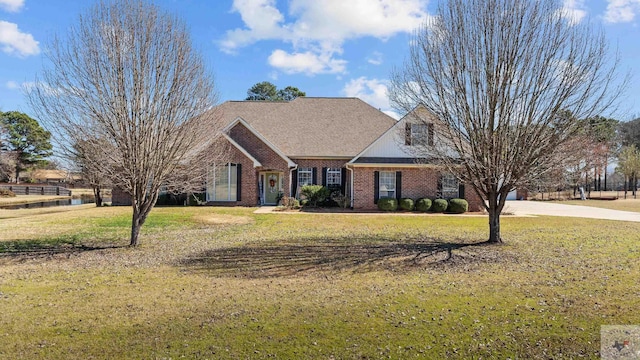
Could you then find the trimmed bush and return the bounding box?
[398,198,415,211]
[300,185,330,207]
[415,198,432,212]
[447,198,468,214]
[330,191,350,209]
[431,198,448,213]
[280,196,300,209]
[377,197,398,211]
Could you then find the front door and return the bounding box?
[264,172,280,205]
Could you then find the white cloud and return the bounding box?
[0,0,24,13]
[604,0,640,23]
[221,0,428,75]
[5,80,19,89]
[0,21,39,57]
[268,49,347,75]
[559,0,587,25]
[342,77,391,111]
[367,51,383,65]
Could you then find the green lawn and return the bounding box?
[562,198,640,213]
[1,206,639,359]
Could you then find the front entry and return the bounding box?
[263,172,281,205]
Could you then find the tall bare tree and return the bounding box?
[30,0,223,246]
[390,0,623,243]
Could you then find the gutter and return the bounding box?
[289,164,298,198]
[346,164,354,208]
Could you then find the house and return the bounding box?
[207,97,483,211]
[18,169,81,184]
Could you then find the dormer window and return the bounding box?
[405,122,434,146]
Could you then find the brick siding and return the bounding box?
[352,166,484,211]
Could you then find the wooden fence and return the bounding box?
[0,185,72,196]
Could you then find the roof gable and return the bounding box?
[350,105,439,164]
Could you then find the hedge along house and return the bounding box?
[346,105,483,211]
[208,97,483,211]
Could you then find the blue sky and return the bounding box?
[0,0,638,120]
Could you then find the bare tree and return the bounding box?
[30,0,224,246]
[390,0,623,243]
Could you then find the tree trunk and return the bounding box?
[488,208,502,243]
[128,191,158,247]
[130,209,143,247]
[93,185,103,207]
[487,192,504,244]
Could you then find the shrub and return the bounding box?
[447,198,468,214]
[415,198,432,212]
[398,198,415,211]
[377,197,398,211]
[0,189,16,198]
[300,185,330,207]
[330,191,351,209]
[431,198,448,213]
[280,196,300,209]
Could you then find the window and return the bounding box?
[379,171,396,198]
[406,122,434,146]
[298,167,313,187]
[326,168,342,188]
[441,173,459,199]
[208,163,237,201]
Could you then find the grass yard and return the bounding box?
[1,206,639,359]
[562,198,640,213]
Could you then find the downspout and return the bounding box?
[346,164,354,208]
[289,164,298,198]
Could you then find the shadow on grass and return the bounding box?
[180,237,502,278]
[0,235,126,260]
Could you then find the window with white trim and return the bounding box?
[379,171,396,198]
[326,168,342,188]
[441,173,459,199]
[298,167,313,187]
[411,123,428,145]
[208,163,237,201]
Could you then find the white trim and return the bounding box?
[224,117,296,168]
[349,163,437,168]
[222,133,262,168]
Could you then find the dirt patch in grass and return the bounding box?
[192,213,253,225]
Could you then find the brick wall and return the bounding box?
[111,187,131,206]
[352,166,484,211]
[228,123,290,171]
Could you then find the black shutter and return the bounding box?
[405,123,412,145]
[322,167,327,187]
[458,183,465,199]
[396,171,402,200]
[312,167,317,185]
[437,175,443,198]
[291,169,298,197]
[236,164,242,201]
[374,171,380,204]
[428,123,435,146]
[341,168,347,194]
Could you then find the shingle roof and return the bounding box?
[216,97,396,158]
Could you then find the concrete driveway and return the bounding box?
[504,201,640,222]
